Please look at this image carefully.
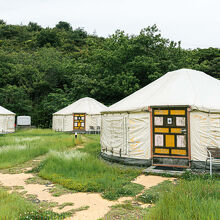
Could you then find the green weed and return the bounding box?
[102,201,149,220]
[137,180,173,204]
[58,202,74,210]
[49,184,74,197]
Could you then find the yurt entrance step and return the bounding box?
[144,166,186,176]
[151,106,190,168]
[152,157,189,168]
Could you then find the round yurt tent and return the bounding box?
[53,97,108,132]
[101,69,220,169]
[0,106,15,133]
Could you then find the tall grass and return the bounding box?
[9,129,61,136]
[147,178,220,220]
[83,134,100,142]
[0,187,36,219]
[0,129,75,168]
[0,187,70,219]
[39,139,143,200]
[137,180,173,204]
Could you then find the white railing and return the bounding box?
[206,148,212,176]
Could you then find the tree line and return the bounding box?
[0,20,219,127]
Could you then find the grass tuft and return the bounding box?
[102,201,149,220]
[137,180,173,204]
[58,202,74,210]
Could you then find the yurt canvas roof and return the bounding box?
[105,69,220,113]
[53,97,108,115]
[0,106,15,115]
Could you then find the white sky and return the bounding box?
[0,0,220,49]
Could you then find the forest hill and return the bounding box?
[0,20,219,127]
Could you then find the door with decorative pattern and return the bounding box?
[73,113,85,130]
[152,107,189,167]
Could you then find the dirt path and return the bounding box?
[73,145,84,150]
[132,175,175,189]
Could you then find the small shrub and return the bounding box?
[103,183,144,200]
[102,202,149,219]
[181,170,214,181]
[20,210,70,220]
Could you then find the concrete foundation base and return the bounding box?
[100,152,151,167]
[144,166,186,176]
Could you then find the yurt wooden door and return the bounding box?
[151,107,190,167]
[73,113,85,131]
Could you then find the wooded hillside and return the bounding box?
[0,20,219,127]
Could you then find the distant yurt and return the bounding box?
[101,69,220,169]
[53,97,108,132]
[17,116,31,128]
[0,106,15,133]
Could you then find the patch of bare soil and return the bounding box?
[130,174,175,209]
[0,173,33,186]
[74,145,84,150]
[132,175,175,190]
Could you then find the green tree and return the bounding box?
[0,85,32,115]
[55,21,72,31]
[36,28,60,47]
[27,22,42,32]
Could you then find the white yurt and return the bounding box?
[0,106,15,133]
[53,97,108,132]
[17,116,31,127]
[101,69,220,169]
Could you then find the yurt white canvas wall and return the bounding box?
[101,69,220,169]
[0,106,15,133]
[53,97,108,132]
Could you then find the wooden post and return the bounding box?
[187,107,191,168]
[148,107,153,164]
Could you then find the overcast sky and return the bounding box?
[0,0,220,49]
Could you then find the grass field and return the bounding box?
[0,129,219,219]
[0,129,76,168]
[146,176,220,220]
